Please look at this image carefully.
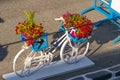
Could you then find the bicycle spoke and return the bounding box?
[15,60,24,68]
[60,40,89,64]
[13,48,48,77]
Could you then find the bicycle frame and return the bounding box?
[49,29,73,54]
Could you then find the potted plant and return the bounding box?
[15,11,47,51]
[61,12,94,38]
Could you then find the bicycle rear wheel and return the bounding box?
[13,47,51,77]
[60,40,89,64]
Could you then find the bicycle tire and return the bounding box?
[13,47,52,77]
[60,40,89,64]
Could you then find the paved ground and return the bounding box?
[0,0,120,80]
[67,64,120,80]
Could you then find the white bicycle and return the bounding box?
[13,17,90,77]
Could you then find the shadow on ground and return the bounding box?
[91,21,119,44]
[0,40,21,61]
[88,21,120,56]
[0,18,4,23]
[0,45,8,61]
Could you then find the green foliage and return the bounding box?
[23,10,36,27]
[15,10,45,46]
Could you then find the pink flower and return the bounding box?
[70,29,77,38]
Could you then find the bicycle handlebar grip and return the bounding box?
[54,17,64,21]
[54,18,61,21]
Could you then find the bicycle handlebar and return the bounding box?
[54,17,77,34]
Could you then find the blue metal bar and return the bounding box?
[95,7,110,17]
[110,20,120,28]
[113,37,120,44]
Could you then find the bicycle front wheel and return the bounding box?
[60,40,89,64]
[13,48,44,77]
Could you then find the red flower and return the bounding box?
[15,11,45,46]
[62,12,94,38]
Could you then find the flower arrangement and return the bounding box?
[62,12,93,38]
[15,11,45,46]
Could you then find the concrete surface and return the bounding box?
[0,0,120,80]
[3,56,94,80]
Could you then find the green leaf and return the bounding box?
[23,10,36,27]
